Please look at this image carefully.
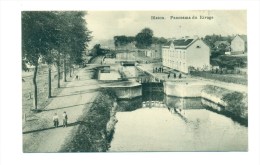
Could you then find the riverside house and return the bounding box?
[116,50,136,61]
[231,35,247,55]
[162,37,210,73]
[137,44,162,59]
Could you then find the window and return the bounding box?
[196,45,201,48]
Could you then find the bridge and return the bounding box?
[136,66,164,83]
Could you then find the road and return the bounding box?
[23,67,100,152]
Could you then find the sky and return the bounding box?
[85,10,246,45]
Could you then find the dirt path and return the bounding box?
[23,67,100,152]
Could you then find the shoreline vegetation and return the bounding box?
[60,89,117,152]
[23,66,247,152]
[201,85,248,125]
[60,85,247,152]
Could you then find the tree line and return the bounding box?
[202,34,234,58]
[114,28,168,49]
[22,11,92,110]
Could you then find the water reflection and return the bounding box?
[110,87,248,152]
[117,97,142,112]
[165,96,204,109]
[117,94,205,112]
[109,107,248,152]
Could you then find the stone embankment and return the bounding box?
[201,85,248,123]
[164,82,248,123]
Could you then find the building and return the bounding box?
[231,35,247,55]
[137,44,162,59]
[162,37,210,73]
[151,44,162,59]
[115,42,136,51]
[116,50,136,61]
[138,49,155,58]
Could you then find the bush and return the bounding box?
[222,92,248,119]
[61,89,116,152]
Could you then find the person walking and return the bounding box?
[62,111,68,127]
[53,113,59,128]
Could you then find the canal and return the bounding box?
[108,83,248,152]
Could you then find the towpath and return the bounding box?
[23,67,100,152]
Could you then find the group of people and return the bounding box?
[53,111,68,128]
[153,67,164,73]
[167,73,182,79]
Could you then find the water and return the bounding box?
[109,85,248,152]
[109,107,247,152]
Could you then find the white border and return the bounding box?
[0,1,259,165]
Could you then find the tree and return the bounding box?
[152,37,168,45]
[89,44,107,57]
[44,11,92,85]
[22,11,92,108]
[40,12,60,98]
[22,11,55,109]
[56,11,92,82]
[114,35,135,48]
[135,28,153,49]
[203,34,223,49]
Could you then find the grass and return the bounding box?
[22,64,77,130]
[202,85,248,123]
[190,71,247,85]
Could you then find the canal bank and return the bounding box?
[96,63,248,123]
[135,64,248,122]
[201,85,248,125]
[60,89,117,152]
[59,83,247,152]
[59,64,249,152]
[109,96,248,152]
[164,81,248,123]
[97,63,248,124]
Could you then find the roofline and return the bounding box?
[162,38,210,50]
[233,34,247,42]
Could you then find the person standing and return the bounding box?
[62,111,68,127]
[53,113,59,128]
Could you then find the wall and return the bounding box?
[201,90,226,106]
[164,82,227,106]
[164,96,204,109]
[99,70,121,80]
[116,52,136,61]
[113,85,142,99]
[231,36,245,53]
[164,81,204,97]
[162,40,210,73]
[186,39,210,71]
[164,83,247,120]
